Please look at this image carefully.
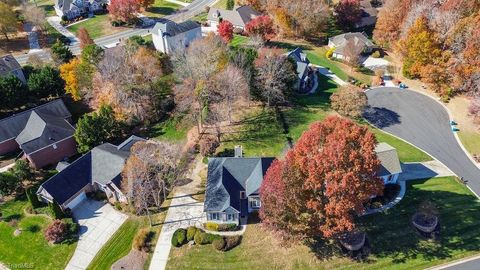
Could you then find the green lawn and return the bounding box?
[33,0,56,16]
[149,115,190,142]
[0,199,76,270]
[459,130,480,156]
[143,0,181,18]
[213,0,232,8]
[167,177,480,269]
[230,35,248,47]
[67,15,126,39]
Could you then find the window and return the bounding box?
[387,175,393,183]
[227,214,235,221]
[251,198,261,208]
[210,213,219,220]
[240,191,246,199]
[52,143,58,150]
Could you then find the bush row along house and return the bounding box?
[36,136,145,210]
[55,0,108,20]
[204,144,402,225]
[0,99,77,169]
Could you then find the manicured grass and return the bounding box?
[213,0,232,8]
[67,15,127,39]
[150,116,190,142]
[143,0,181,18]
[87,197,171,269]
[372,128,433,163]
[87,218,143,270]
[33,0,56,16]
[458,130,480,156]
[230,34,248,47]
[0,199,76,270]
[167,177,480,269]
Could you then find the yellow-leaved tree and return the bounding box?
[59,58,81,101]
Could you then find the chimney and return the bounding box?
[234,145,243,158]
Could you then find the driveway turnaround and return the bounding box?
[149,193,205,270]
[365,87,480,196]
[66,199,128,270]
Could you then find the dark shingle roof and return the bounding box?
[0,99,72,147]
[287,48,310,81]
[37,136,145,205]
[329,32,374,54]
[204,157,274,214]
[153,20,200,37]
[0,55,21,77]
[207,5,260,27]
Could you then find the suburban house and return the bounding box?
[375,142,402,184]
[55,0,107,20]
[0,55,26,83]
[0,99,77,169]
[152,20,202,54]
[287,48,316,94]
[354,0,379,29]
[36,136,145,210]
[204,146,274,225]
[207,5,261,31]
[204,143,402,225]
[328,32,374,60]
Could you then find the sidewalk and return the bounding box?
[46,16,79,44]
[312,64,347,86]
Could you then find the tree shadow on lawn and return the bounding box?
[356,179,480,265]
[268,41,313,52]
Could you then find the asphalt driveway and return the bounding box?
[65,199,128,270]
[365,87,480,196]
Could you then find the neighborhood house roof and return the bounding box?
[0,55,22,77]
[207,5,260,28]
[287,47,310,81]
[329,32,374,55]
[204,157,274,214]
[153,20,200,37]
[375,142,402,176]
[0,99,73,153]
[37,136,145,205]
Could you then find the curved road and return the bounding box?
[365,87,480,196]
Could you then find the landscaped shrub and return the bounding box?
[205,222,219,231]
[372,51,381,58]
[134,228,155,251]
[62,218,79,236]
[48,201,64,219]
[205,233,222,244]
[176,228,187,246]
[213,237,226,251]
[186,226,197,241]
[44,220,67,243]
[194,231,208,245]
[225,235,242,251]
[218,223,238,231]
[326,47,335,59]
[26,187,42,209]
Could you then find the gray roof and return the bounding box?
[37,136,145,205]
[375,142,402,176]
[204,157,274,214]
[0,55,22,77]
[287,47,310,81]
[0,99,73,153]
[329,32,374,55]
[207,5,260,27]
[153,20,200,37]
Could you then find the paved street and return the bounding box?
[365,87,480,196]
[66,199,128,270]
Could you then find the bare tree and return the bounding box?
[343,39,364,69]
[122,140,181,226]
[23,4,46,31]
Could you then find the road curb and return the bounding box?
[425,254,480,270]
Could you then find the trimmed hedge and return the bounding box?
[186,226,197,241]
[213,237,226,251]
[172,228,187,247]
[205,222,218,231]
[204,222,238,232]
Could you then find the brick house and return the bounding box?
[0,99,77,169]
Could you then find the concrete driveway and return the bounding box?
[149,193,205,270]
[65,199,128,270]
[365,87,480,196]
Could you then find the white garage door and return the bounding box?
[66,191,87,210]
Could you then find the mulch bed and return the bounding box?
[111,249,148,270]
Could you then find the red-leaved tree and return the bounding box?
[334,0,362,30]
[245,15,276,41]
[78,27,94,49]
[108,0,141,23]
[260,116,384,239]
[44,220,67,243]
[217,20,234,42]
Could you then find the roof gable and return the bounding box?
[0,55,21,77]
[153,20,200,37]
[375,143,402,176]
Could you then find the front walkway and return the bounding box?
[148,193,205,270]
[0,163,15,173]
[66,199,128,270]
[313,64,347,86]
[47,16,79,44]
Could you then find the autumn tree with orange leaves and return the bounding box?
[260,116,383,239]
[217,20,234,42]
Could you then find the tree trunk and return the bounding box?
[3,32,9,41]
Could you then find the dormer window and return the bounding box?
[240,191,246,199]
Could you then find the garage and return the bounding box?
[65,191,87,210]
